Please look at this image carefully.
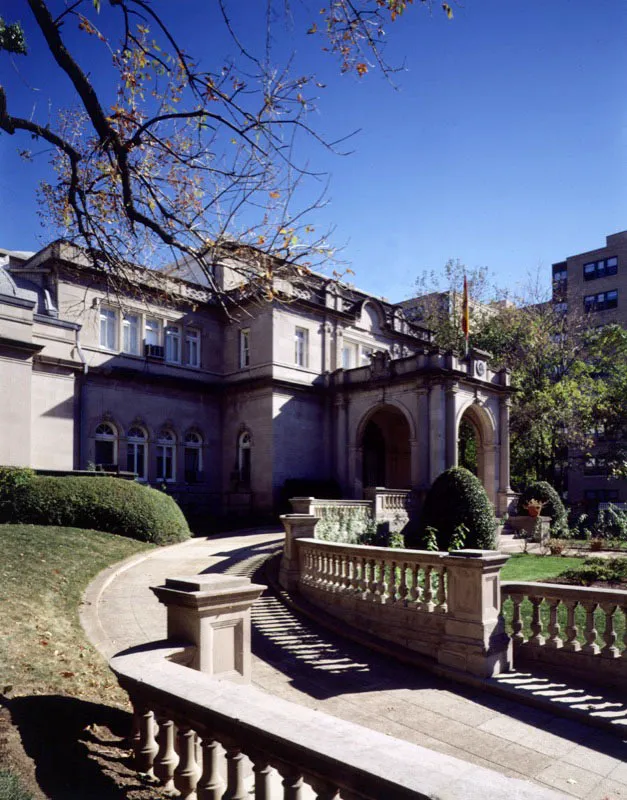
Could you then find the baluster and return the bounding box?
[343,554,353,590]
[278,765,304,800]
[581,601,600,655]
[309,779,341,800]
[546,599,562,649]
[398,561,408,605]
[378,558,388,603]
[510,594,525,643]
[368,558,378,601]
[622,604,627,659]
[409,563,420,605]
[174,726,200,799]
[223,746,248,800]
[423,565,434,611]
[528,596,545,646]
[251,755,273,800]
[334,553,342,590]
[435,567,447,612]
[388,559,398,603]
[133,703,158,774]
[601,603,620,659]
[154,715,178,789]
[351,556,361,593]
[563,600,581,651]
[197,736,224,800]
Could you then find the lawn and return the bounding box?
[0,524,159,800]
[500,554,584,582]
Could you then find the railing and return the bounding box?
[502,582,626,688]
[111,642,565,800]
[300,539,447,611]
[290,496,372,517]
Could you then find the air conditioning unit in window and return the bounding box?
[144,344,165,359]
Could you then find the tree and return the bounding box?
[0,1,451,302]
[411,263,627,494]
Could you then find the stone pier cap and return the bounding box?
[152,573,265,611]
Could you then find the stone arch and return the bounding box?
[354,401,414,495]
[456,400,497,505]
[357,299,386,333]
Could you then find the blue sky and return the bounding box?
[1,0,626,301]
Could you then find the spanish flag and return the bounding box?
[461,274,470,355]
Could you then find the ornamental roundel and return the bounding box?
[475,360,486,377]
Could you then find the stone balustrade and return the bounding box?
[502,581,627,689]
[289,496,372,517]
[290,491,411,534]
[110,572,566,800]
[283,531,512,678]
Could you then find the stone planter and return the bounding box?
[507,515,551,545]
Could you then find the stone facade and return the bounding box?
[0,241,513,518]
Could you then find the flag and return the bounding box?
[461,275,470,355]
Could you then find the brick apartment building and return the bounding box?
[0,240,513,521]
[552,230,627,510]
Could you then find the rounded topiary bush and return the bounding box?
[517,481,567,534]
[409,466,497,551]
[9,476,190,544]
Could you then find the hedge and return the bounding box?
[409,466,497,551]
[0,469,190,544]
[517,480,568,535]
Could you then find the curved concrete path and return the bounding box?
[82,530,627,800]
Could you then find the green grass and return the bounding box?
[500,554,584,583]
[0,524,153,701]
[500,554,625,652]
[0,770,34,800]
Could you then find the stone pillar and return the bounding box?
[445,382,459,469]
[289,497,315,514]
[482,443,497,507]
[279,513,319,591]
[438,549,512,678]
[415,386,430,493]
[335,395,349,493]
[151,574,265,683]
[497,397,512,516]
[429,382,446,483]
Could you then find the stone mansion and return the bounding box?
[0,240,513,519]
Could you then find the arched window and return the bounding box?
[157,429,176,482]
[94,422,117,469]
[126,426,147,480]
[238,430,251,488]
[184,431,203,483]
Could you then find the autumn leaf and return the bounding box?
[442,3,453,19]
[269,190,280,199]
[307,24,317,34]
[356,63,368,77]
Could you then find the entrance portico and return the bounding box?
[331,349,512,515]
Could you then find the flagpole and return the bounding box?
[462,274,470,358]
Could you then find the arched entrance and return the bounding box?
[359,405,411,491]
[457,403,496,504]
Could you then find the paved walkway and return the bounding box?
[82,530,627,800]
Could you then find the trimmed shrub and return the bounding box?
[6,476,190,544]
[0,466,35,523]
[517,481,567,535]
[410,467,497,551]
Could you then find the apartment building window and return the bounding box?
[185,329,201,368]
[94,422,117,468]
[126,426,147,480]
[184,431,203,482]
[99,308,117,350]
[584,489,619,503]
[552,266,568,283]
[584,290,618,313]
[294,327,309,367]
[584,456,608,476]
[583,256,618,281]
[165,324,181,363]
[239,328,250,368]
[361,346,374,365]
[156,430,176,482]
[122,313,140,355]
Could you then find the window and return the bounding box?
[294,327,309,367]
[94,422,117,468]
[361,346,374,365]
[184,431,203,482]
[99,308,117,350]
[584,290,618,313]
[126,426,147,480]
[239,328,250,368]
[156,430,176,482]
[145,318,160,346]
[552,268,568,283]
[122,313,140,355]
[185,329,201,368]
[583,257,618,281]
[238,430,251,487]
[585,489,619,502]
[584,456,608,476]
[165,324,181,363]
